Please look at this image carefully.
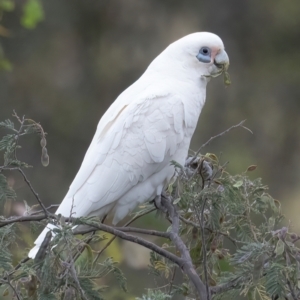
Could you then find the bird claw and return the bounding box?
[154,195,168,213]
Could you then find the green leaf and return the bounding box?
[205,152,219,162]
[224,70,231,86]
[275,239,285,257]
[78,278,105,300]
[173,197,181,205]
[0,174,16,203]
[265,263,287,298]
[0,119,14,130]
[0,0,15,11]
[136,289,172,300]
[190,241,202,265]
[0,245,13,271]
[21,0,44,29]
[268,217,275,230]
[233,180,243,188]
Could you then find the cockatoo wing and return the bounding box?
[57,87,186,220]
[29,85,188,258]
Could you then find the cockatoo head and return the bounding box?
[163,32,229,80]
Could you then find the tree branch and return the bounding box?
[17,168,49,216]
[210,277,242,295]
[76,219,187,269]
[200,198,210,300]
[0,213,49,227]
[74,225,170,239]
[188,120,251,166]
[160,194,208,299]
[92,207,156,265]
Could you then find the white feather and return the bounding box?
[28,32,229,258]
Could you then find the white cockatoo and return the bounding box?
[28,32,229,258]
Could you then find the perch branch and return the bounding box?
[160,194,208,299]
[188,120,251,166]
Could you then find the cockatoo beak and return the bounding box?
[214,49,229,71]
[205,48,230,82]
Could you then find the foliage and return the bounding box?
[0,114,299,299]
[136,289,172,300]
[0,0,44,71]
[21,0,44,29]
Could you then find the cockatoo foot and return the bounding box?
[154,194,168,213]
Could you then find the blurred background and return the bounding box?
[1,0,300,298]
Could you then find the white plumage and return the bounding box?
[29,32,229,258]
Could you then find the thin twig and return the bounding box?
[210,277,242,295]
[0,257,30,288]
[63,239,88,300]
[179,216,244,246]
[12,111,25,160]
[0,276,21,300]
[30,204,59,215]
[0,213,49,227]
[179,215,199,227]
[92,207,155,265]
[188,120,251,166]
[16,168,49,216]
[168,266,177,295]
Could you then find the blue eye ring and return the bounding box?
[196,47,211,63]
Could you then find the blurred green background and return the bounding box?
[1,0,300,298]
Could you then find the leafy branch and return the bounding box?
[0,112,298,300]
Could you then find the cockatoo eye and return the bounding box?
[196,47,211,63]
[200,47,210,55]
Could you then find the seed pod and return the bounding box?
[210,237,218,253]
[26,275,38,297]
[290,233,297,240]
[192,226,198,239]
[217,252,224,260]
[40,137,47,148]
[41,147,49,167]
[280,227,288,240]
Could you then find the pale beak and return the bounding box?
[214,49,229,71]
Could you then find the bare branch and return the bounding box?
[188,120,250,166]
[210,277,242,295]
[30,204,59,215]
[74,225,170,238]
[17,168,49,216]
[76,219,188,269]
[92,207,156,265]
[179,215,245,246]
[160,194,208,299]
[0,213,49,227]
